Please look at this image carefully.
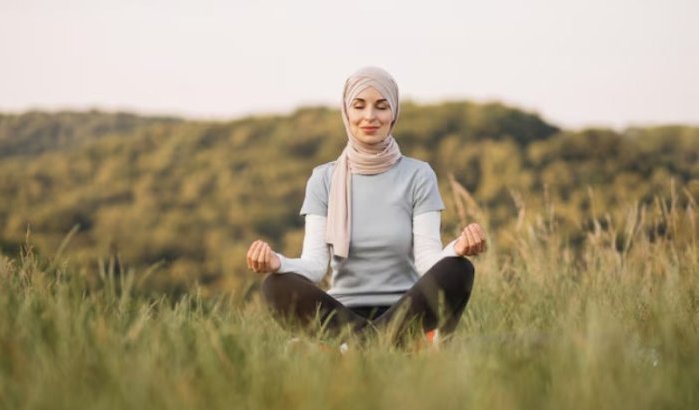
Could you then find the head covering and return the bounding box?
[326,66,403,258]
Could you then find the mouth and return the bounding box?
[360,127,380,134]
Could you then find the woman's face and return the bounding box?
[347,86,394,145]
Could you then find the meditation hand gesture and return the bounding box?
[246,240,281,274]
[454,223,487,257]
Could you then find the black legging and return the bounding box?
[261,257,475,342]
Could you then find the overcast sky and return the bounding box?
[1,0,697,129]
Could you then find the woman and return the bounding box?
[246,66,486,343]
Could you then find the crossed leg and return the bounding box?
[372,257,475,340]
[261,272,371,336]
[261,257,475,341]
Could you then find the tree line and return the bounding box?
[0,103,696,295]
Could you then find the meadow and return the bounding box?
[1,186,697,410]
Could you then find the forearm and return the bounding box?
[413,211,459,275]
[275,214,329,283]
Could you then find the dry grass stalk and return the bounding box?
[447,173,484,228]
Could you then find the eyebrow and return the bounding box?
[352,98,389,103]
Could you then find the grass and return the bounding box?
[1,194,698,410]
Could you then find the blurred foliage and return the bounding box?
[0,104,697,295]
[0,110,180,158]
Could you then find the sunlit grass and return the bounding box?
[1,191,697,410]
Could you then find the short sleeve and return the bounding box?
[413,164,445,215]
[300,164,331,216]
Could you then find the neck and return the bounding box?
[349,135,393,154]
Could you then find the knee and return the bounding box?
[261,273,288,303]
[442,256,475,277]
[260,272,311,304]
[439,257,475,290]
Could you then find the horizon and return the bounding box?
[3,98,698,133]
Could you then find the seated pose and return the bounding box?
[246,66,486,343]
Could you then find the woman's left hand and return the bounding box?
[454,223,487,257]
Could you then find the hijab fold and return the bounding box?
[326,67,402,258]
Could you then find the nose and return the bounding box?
[363,106,377,121]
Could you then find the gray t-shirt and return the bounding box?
[300,156,445,306]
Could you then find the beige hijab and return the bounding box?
[326,66,403,258]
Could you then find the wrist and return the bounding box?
[453,237,464,256]
[445,239,460,257]
[273,253,284,272]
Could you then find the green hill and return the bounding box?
[0,110,180,158]
[0,103,697,295]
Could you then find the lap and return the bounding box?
[261,257,475,335]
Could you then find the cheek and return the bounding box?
[380,111,394,126]
[348,111,362,125]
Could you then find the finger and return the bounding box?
[465,227,478,255]
[473,224,488,253]
[256,242,270,272]
[256,243,271,272]
[468,225,485,254]
[454,231,468,256]
[457,229,469,256]
[475,235,486,253]
[454,235,466,256]
[477,236,486,254]
[251,241,265,271]
[468,224,487,254]
[264,245,274,273]
[462,227,475,256]
[473,224,487,250]
[262,245,271,272]
[248,241,259,271]
[473,223,487,239]
[246,240,259,270]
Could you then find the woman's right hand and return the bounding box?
[246,240,281,274]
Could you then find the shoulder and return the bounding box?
[301,162,335,212]
[398,156,438,179]
[398,156,433,171]
[309,161,335,180]
[311,161,336,176]
[403,156,445,211]
[306,161,336,189]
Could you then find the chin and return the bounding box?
[359,134,389,145]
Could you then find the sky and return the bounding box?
[1,0,698,129]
